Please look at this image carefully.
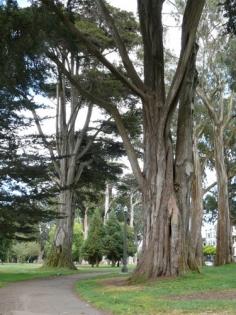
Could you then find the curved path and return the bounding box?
[0,273,108,315]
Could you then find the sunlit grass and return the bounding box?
[76,264,236,315]
[0,262,118,288]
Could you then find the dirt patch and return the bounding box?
[100,277,144,292]
[100,277,128,286]
[169,289,236,301]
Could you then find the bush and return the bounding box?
[203,245,216,256]
[82,210,105,266]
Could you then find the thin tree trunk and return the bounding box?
[130,192,134,228]
[215,126,232,265]
[188,130,203,268]
[104,182,111,223]
[83,207,89,240]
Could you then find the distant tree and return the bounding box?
[0,237,12,262]
[203,245,216,256]
[82,210,104,266]
[103,211,136,266]
[72,222,84,262]
[12,241,41,263]
[103,211,123,266]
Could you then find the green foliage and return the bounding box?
[44,225,56,258]
[223,0,236,35]
[103,211,137,265]
[12,241,41,262]
[103,211,123,265]
[0,237,12,262]
[72,222,84,262]
[203,245,216,256]
[82,210,105,266]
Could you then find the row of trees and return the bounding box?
[0,0,235,280]
[1,210,137,267]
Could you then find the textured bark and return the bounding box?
[104,182,111,223]
[134,117,182,278]
[33,55,94,268]
[214,126,232,265]
[47,189,75,268]
[197,90,233,266]
[188,130,203,268]
[175,44,198,271]
[83,207,89,240]
[43,0,205,278]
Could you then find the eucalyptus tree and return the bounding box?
[42,0,205,278]
[196,1,236,265]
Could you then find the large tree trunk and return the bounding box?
[134,117,182,278]
[42,0,205,278]
[188,130,203,268]
[215,126,232,265]
[47,189,76,268]
[175,44,198,271]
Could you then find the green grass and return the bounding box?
[76,264,236,315]
[0,263,115,288]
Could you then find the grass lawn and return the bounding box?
[76,264,236,315]
[0,263,115,288]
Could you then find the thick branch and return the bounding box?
[42,0,146,99]
[73,104,93,157]
[48,53,145,189]
[197,87,219,124]
[31,108,61,178]
[165,0,205,115]
[96,0,145,90]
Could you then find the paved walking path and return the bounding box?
[0,273,108,315]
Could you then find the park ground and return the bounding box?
[0,264,236,314]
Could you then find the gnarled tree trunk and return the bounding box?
[134,114,182,278]
[175,44,198,271]
[43,0,205,278]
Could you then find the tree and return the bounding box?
[0,1,56,240]
[82,210,105,266]
[72,221,84,262]
[12,241,41,262]
[103,211,123,266]
[223,0,236,34]
[196,10,235,264]
[42,0,205,278]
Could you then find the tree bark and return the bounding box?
[175,43,198,271]
[188,129,203,268]
[83,207,89,240]
[133,115,182,278]
[214,126,232,265]
[47,189,76,268]
[104,182,111,223]
[197,90,233,266]
[42,0,205,278]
